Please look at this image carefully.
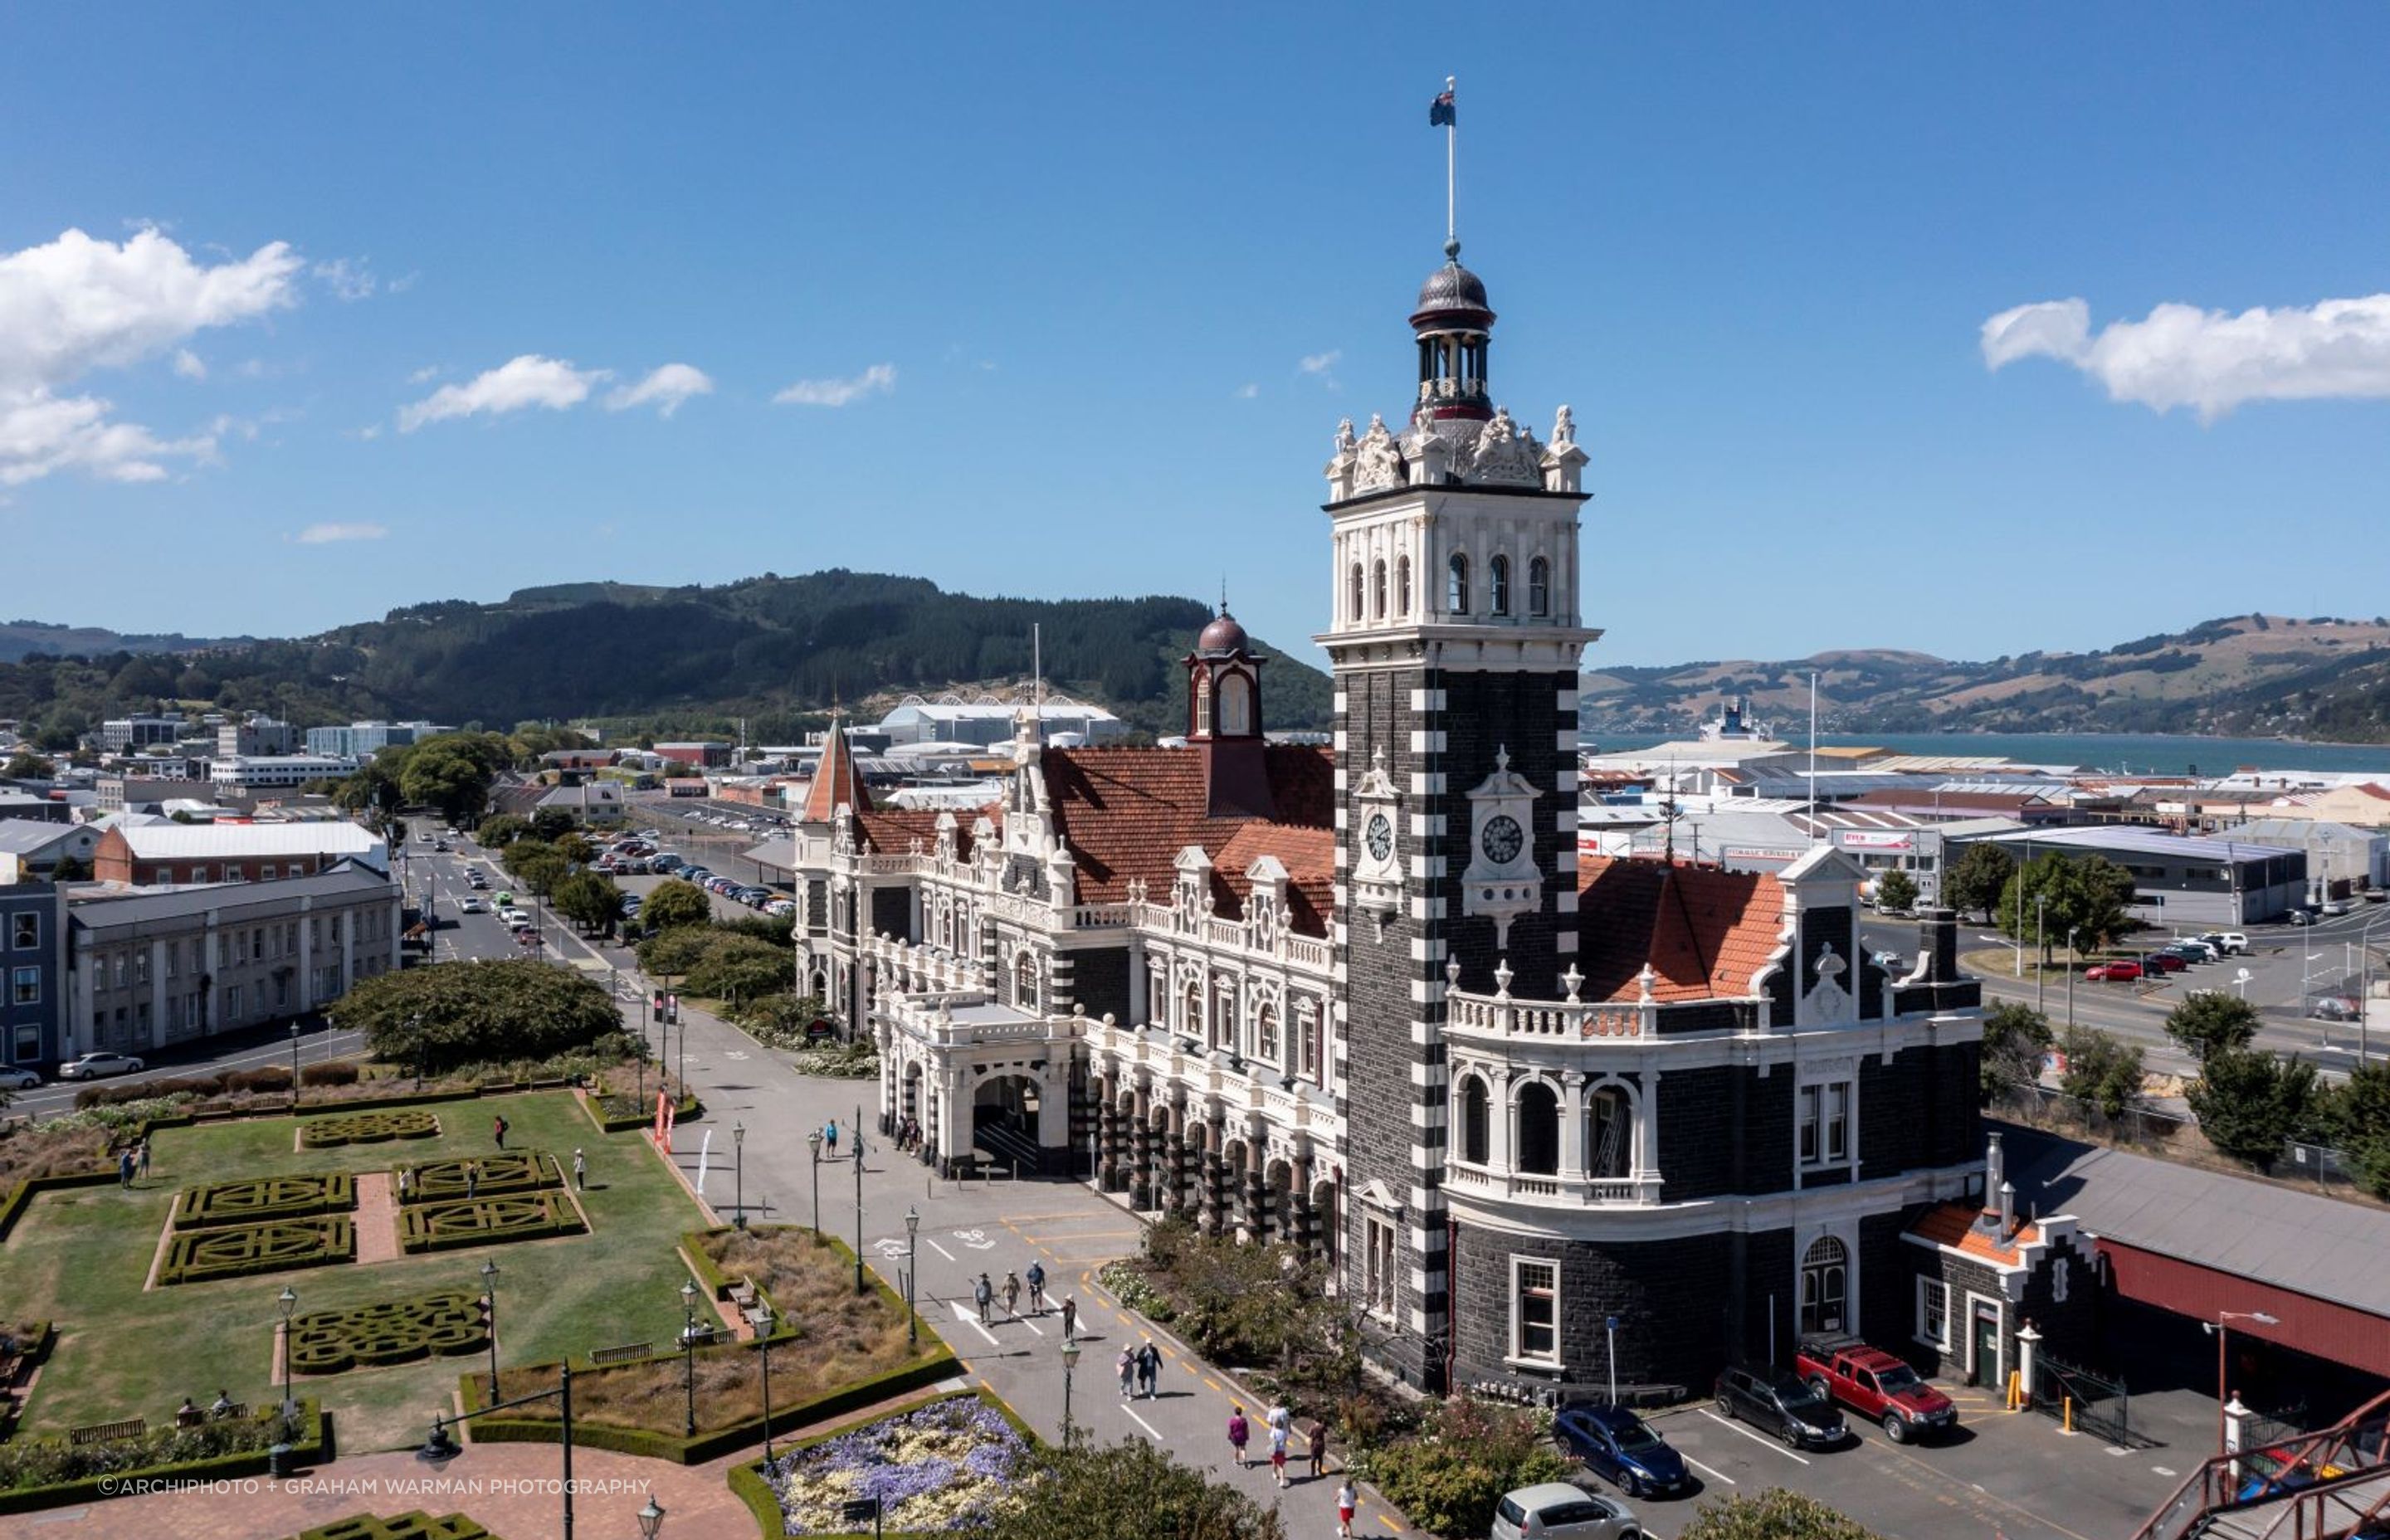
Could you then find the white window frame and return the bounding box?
[9,967,37,1007]
[10,913,36,950]
[1797,1076,1856,1172]
[1363,1212,1399,1321]
[1510,1255,1561,1367]
[1915,1276,1951,1352]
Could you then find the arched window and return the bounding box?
[1587,1086,1631,1179]
[1490,554,1511,615]
[1184,982,1203,1036]
[1218,672,1251,736]
[1013,953,1040,1012]
[1349,563,1364,622]
[1800,1235,1849,1334]
[1528,556,1551,617]
[1447,553,1471,615]
[1515,1080,1560,1175]
[1397,555,1412,616]
[1299,1001,1320,1081]
[1255,1003,1280,1065]
[1459,1075,1490,1164]
[1372,559,1388,619]
[1194,673,1212,734]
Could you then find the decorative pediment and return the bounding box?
[1352,413,1404,493]
[1463,743,1539,804]
[1464,407,1542,486]
[1354,743,1401,803]
[1802,941,1855,1025]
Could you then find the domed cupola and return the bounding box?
[1195,608,1252,659]
[1183,603,1273,818]
[1410,237,1495,423]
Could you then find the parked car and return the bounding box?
[2311,997,2361,1023]
[2140,952,2188,974]
[2288,909,2317,926]
[2199,932,2250,956]
[1490,1483,1641,1540]
[1713,1364,1846,1449]
[57,1051,145,1079]
[2322,899,2353,917]
[0,1067,40,1090]
[1554,1404,1689,1500]
[1794,1334,1958,1444]
[2084,960,2144,982]
[460,897,485,914]
[2161,939,2219,963]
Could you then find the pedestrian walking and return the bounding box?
[1024,1260,1046,1314]
[464,1160,480,1200]
[1267,1401,1291,1488]
[1337,1479,1358,1538]
[825,1118,839,1157]
[973,1271,993,1325]
[1060,1295,1078,1343]
[1002,1270,1021,1318]
[118,1148,135,1189]
[572,1148,587,1191]
[1138,1338,1161,1399]
[1227,1406,1251,1468]
[395,1166,410,1201]
[492,1114,508,1149]
[1117,1346,1134,1399]
[1308,1419,1329,1479]
[137,1136,152,1180]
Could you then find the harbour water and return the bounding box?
[1579,729,2390,777]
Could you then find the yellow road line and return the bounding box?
[1378,1516,1402,1533]
[1203,1377,1223,1392]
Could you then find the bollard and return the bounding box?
[2064,1396,2074,1435]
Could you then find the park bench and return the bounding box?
[588,1343,652,1367]
[728,1279,758,1310]
[69,1417,146,1445]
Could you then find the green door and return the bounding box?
[1970,1304,2000,1387]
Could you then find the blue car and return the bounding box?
[1554,1404,1689,1500]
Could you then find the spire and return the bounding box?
[801,717,871,824]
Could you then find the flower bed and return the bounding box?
[398,1192,583,1254]
[175,1172,358,1230]
[300,1110,441,1148]
[159,1216,355,1285]
[760,1394,1027,1534]
[288,1290,486,1376]
[0,1400,324,1515]
[397,1151,562,1203]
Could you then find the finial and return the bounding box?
[1444,237,1461,263]
[1219,576,1228,616]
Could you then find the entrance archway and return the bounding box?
[1800,1235,1849,1336]
[972,1073,1043,1172]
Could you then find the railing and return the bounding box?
[1446,992,1650,1042]
[1442,1160,1661,1207]
[856,854,924,875]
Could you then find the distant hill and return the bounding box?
[1580,614,2390,743]
[0,619,245,664]
[0,572,1331,746]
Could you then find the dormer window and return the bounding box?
[1448,553,1470,614]
[1490,554,1510,616]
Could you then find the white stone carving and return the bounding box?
[1352,413,1404,492]
[1465,406,1542,486]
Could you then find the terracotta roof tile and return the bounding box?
[800,721,870,823]
[1576,855,1786,1003]
[1907,1200,2037,1267]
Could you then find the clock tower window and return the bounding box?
[1372,559,1388,619]
[1447,553,1470,614]
[1489,554,1510,616]
[1528,556,1549,616]
[1348,563,1364,622]
[1397,555,1412,616]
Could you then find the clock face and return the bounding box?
[1480,813,1524,866]
[1364,812,1394,863]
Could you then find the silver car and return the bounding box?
[1491,1483,1642,1540]
[58,1052,145,1079]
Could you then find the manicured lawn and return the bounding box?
[1,1093,715,1452]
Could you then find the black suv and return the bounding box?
[1714,1365,1847,1449]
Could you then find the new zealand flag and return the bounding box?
[1428,89,1456,127]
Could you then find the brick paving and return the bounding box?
[353,1172,399,1265]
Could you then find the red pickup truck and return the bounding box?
[1792,1335,1958,1444]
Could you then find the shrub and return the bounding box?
[159,1216,354,1285]
[300,1109,441,1148]
[176,1172,356,1230]
[341,958,622,1075]
[287,1290,485,1376]
[298,1061,360,1088]
[398,1192,583,1253]
[225,1066,292,1094]
[1368,1399,1568,1540]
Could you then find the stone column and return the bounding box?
[1239,1140,1266,1240]
[1097,1075,1124,1192]
[1163,1114,1189,1217]
[2225,1392,2249,1486]
[1292,1157,1319,1260]
[1130,1091,1155,1210]
[1200,1120,1229,1239]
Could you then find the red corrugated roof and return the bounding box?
[801,721,870,823]
[1576,855,1785,1002]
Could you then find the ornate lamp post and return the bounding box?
[289,1021,302,1108]
[1060,1337,1080,1449]
[904,1205,920,1349]
[418,1363,578,1538]
[480,1259,501,1400]
[276,1285,299,1419]
[853,1126,866,1294]
[754,1299,778,1462]
[679,1279,700,1438]
[733,1120,746,1230]
[636,1496,665,1539]
[807,1129,822,1235]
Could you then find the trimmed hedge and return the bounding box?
[398,1152,561,1204]
[175,1172,357,1230]
[581,1089,701,1134]
[398,1192,583,1255]
[289,1291,486,1377]
[159,1216,354,1285]
[288,1516,499,1540]
[300,1110,441,1148]
[0,1399,327,1516]
[727,1387,1037,1540]
[0,1169,120,1244]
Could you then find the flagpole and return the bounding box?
[1445,74,1457,247]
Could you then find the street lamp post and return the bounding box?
[754,1299,777,1461]
[1061,1337,1080,1449]
[733,1120,747,1230]
[904,1206,920,1348]
[2207,1309,2280,1455]
[853,1126,866,1294]
[2034,894,2049,1017]
[412,1012,425,1090]
[277,1286,299,1419]
[680,1279,700,1438]
[808,1130,822,1235]
[1605,1314,1619,1407]
[289,1021,302,1109]
[636,1495,666,1540]
[480,1259,501,1401]
[418,1364,578,1539]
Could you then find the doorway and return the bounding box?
[1970,1300,2002,1387]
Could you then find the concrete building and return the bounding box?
[1958,826,2306,926]
[2217,818,2390,899]
[216,715,298,758]
[653,742,734,768]
[0,790,69,824]
[63,863,401,1058]
[0,821,105,885]
[97,775,218,814]
[209,754,360,791]
[876,694,1127,748]
[96,714,187,754]
[305,721,454,758]
[0,883,64,1071]
[534,780,627,823]
[91,821,387,886]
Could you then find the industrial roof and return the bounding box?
[107,821,383,859]
[2002,1126,2390,1321]
[67,862,394,933]
[2001,826,2298,863]
[0,821,87,855]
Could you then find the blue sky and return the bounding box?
[3,5,2386,670]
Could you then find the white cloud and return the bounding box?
[407,364,442,384]
[291,521,388,544]
[606,362,715,417]
[0,226,300,485]
[1298,350,1340,375]
[386,271,418,295]
[398,353,607,432]
[354,423,383,441]
[173,348,207,381]
[1982,293,2390,420]
[1235,382,1260,399]
[773,362,895,407]
[313,257,376,301]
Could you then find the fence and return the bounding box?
[1990,1082,2373,1201]
[2035,1351,2134,1445]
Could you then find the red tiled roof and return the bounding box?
[1907,1200,2038,1267]
[1042,745,1334,933]
[800,721,870,823]
[1575,855,1786,1003]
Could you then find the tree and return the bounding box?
[529,808,577,841]
[685,934,793,1001]
[641,879,713,933]
[331,758,402,816]
[1944,843,2014,921]
[510,848,568,898]
[2327,1061,2390,1199]
[476,814,532,849]
[1874,870,1919,914]
[2060,1028,2147,1121]
[2164,992,2261,1064]
[1999,852,2139,962]
[399,739,495,821]
[983,1438,1285,1540]
[552,869,622,935]
[1981,1001,2054,1100]
[2,751,56,779]
[636,923,716,977]
[49,855,90,882]
[2188,1048,2323,1170]
[1679,1489,1885,1540]
[337,958,622,1073]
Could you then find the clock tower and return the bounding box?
[1324,236,1598,1391]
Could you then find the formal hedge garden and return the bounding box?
[398,1151,561,1202]
[175,1172,358,1230]
[159,1216,356,1285]
[284,1517,504,1540]
[398,1192,583,1255]
[301,1110,442,1148]
[288,1291,487,1377]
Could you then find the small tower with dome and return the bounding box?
[1184,602,1273,819]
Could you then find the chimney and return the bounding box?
[1920,906,1959,983]
[1980,1132,2005,1224]
[1999,1181,2017,1238]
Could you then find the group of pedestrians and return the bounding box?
[971,1261,1073,1341]
[1227,1400,1349,1523]
[1115,1337,1164,1399]
[115,1137,152,1188]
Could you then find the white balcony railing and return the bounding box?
[1441,1160,1664,1208]
[1446,990,1651,1043]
